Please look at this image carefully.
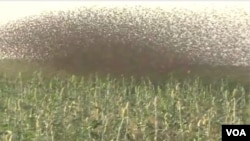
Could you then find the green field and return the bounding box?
[0,59,249,141]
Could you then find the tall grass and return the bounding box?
[0,72,249,141]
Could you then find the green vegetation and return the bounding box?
[0,59,249,141]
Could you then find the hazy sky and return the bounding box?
[0,1,249,25]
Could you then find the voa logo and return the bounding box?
[226,129,246,136]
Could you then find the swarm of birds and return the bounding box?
[0,4,249,72]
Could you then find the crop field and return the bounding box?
[0,59,249,141]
